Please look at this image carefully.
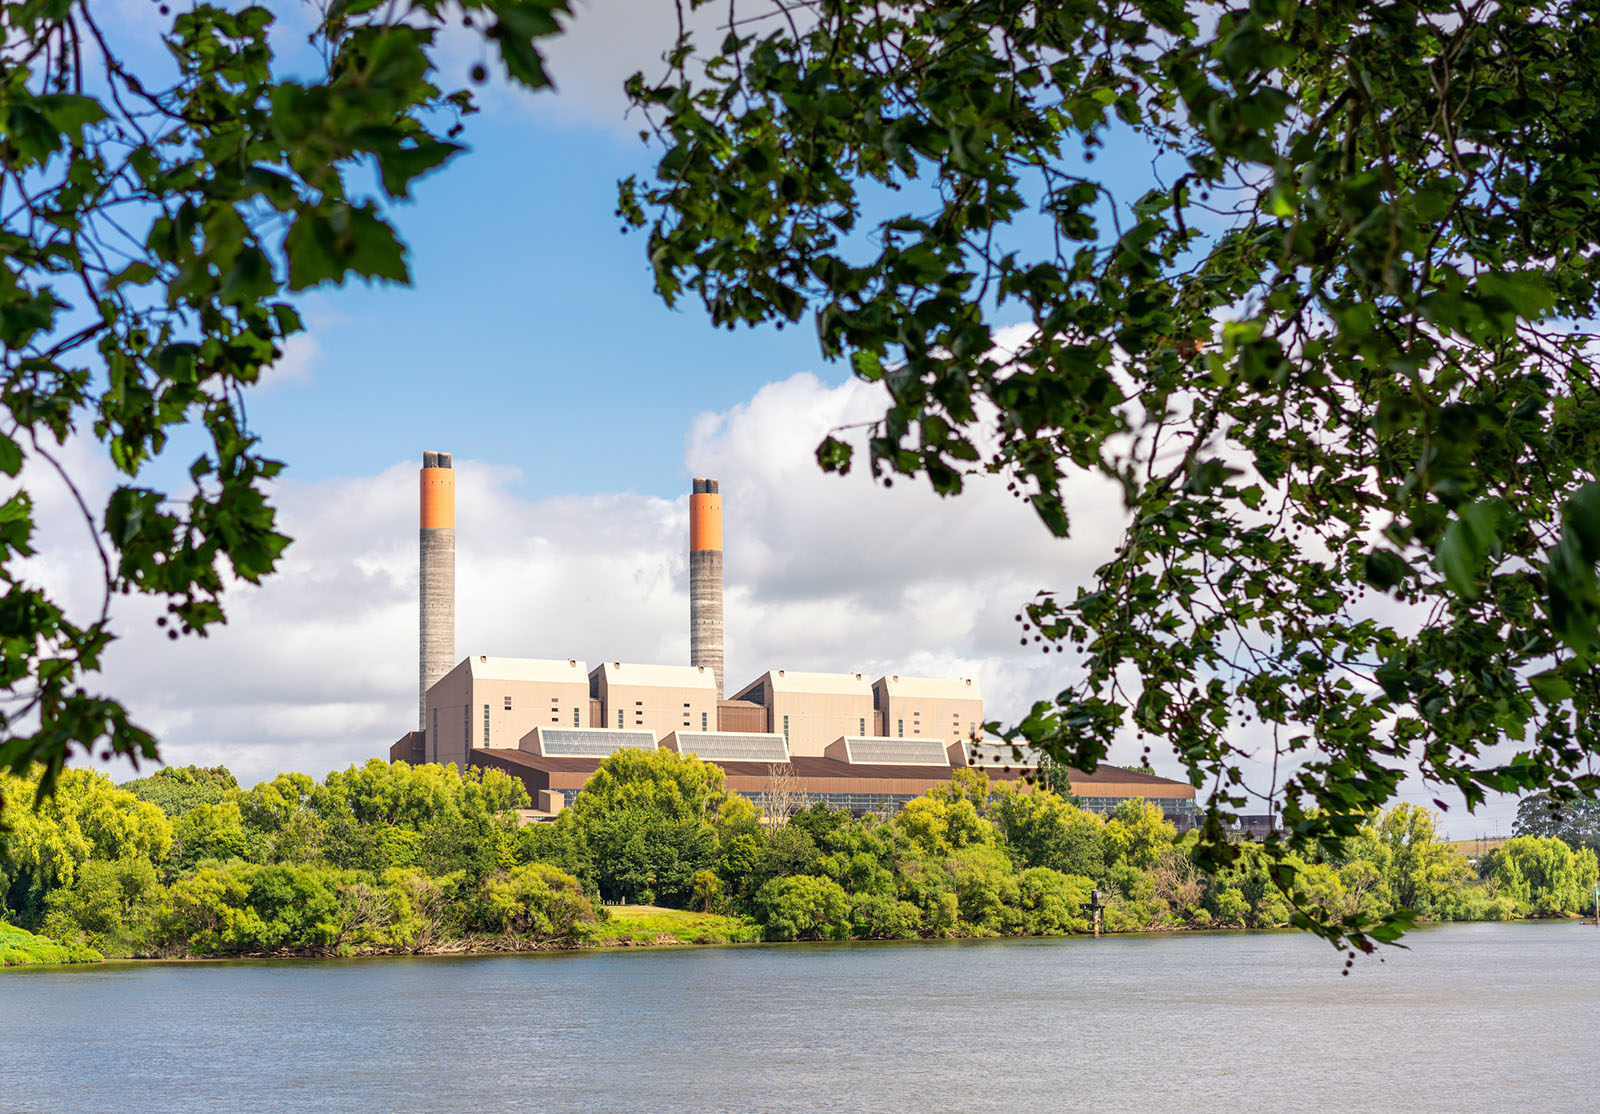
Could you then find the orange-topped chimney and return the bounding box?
[690,477,724,698]
[419,451,455,732]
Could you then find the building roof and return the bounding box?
[874,674,983,701]
[464,656,588,683]
[591,662,718,690]
[733,670,873,698]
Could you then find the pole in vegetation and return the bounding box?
[1081,888,1106,937]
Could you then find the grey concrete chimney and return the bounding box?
[689,477,724,699]
[419,452,455,729]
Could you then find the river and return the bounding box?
[2,921,1596,1113]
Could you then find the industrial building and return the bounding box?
[391,454,1197,825]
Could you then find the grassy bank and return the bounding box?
[582,906,762,947]
[0,922,102,967]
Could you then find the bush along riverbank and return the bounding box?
[2,753,1596,964]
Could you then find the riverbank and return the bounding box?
[11,905,1595,969]
[0,906,763,967]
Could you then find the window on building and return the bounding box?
[617,708,623,728]
[431,708,438,762]
[859,717,865,735]
[483,704,490,745]
[463,705,469,753]
[683,702,691,708]
[635,700,643,706]
[702,712,708,731]
[897,719,903,737]
[574,707,581,727]
[782,714,790,741]
[504,695,513,711]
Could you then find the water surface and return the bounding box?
[3,922,1596,1113]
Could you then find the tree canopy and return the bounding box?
[0,0,568,805]
[621,0,1600,950]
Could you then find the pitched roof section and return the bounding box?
[465,656,587,683]
[875,674,983,700]
[591,662,718,690]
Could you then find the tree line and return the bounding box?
[2,751,1596,961]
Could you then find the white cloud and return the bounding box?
[259,333,320,390]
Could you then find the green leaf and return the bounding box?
[1527,670,1575,706]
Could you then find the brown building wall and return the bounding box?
[389,731,425,765]
[716,700,767,733]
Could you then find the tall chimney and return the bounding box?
[419,451,455,729]
[689,477,724,699]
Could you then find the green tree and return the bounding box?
[0,767,170,926]
[1488,835,1600,916]
[121,767,239,819]
[0,0,571,804]
[622,0,1600,951]
[754,874,851,941]
[1513,794,1600,856]
[1361,804,1471,919]
[989,783,1106,880]
[556,749,729,904]
[1018,868,1092,936]
[1103,799,1176,872]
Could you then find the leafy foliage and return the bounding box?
[121,766,238,818]
[0,0,569,804]
[621,0,1600,951]
[0,756,1576,957]
[1513,792,1600,855]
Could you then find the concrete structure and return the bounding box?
[589,661,719,739]
[424,656,589,768]
[419,451,455,729]
[729,670,875,757]
[689,477,724,698]
[873,674,982,747]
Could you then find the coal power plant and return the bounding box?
[390,452,1196,823]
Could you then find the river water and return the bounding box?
[2,922,1596,1113]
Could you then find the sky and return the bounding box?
[35,0,1524,838]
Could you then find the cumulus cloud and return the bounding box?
[53,370,1123,790]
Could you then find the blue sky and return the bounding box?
[253,111,829,498]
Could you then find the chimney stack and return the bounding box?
[419,452,455,728]
[689,477,724,699]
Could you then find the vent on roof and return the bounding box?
[666,731,789,763]
[837,737,949,766]
[529,728,656,758]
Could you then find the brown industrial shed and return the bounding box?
[469,748,1196,822]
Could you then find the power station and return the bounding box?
[391,452,1196,823]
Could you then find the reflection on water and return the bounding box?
[2,922,1597,1113]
